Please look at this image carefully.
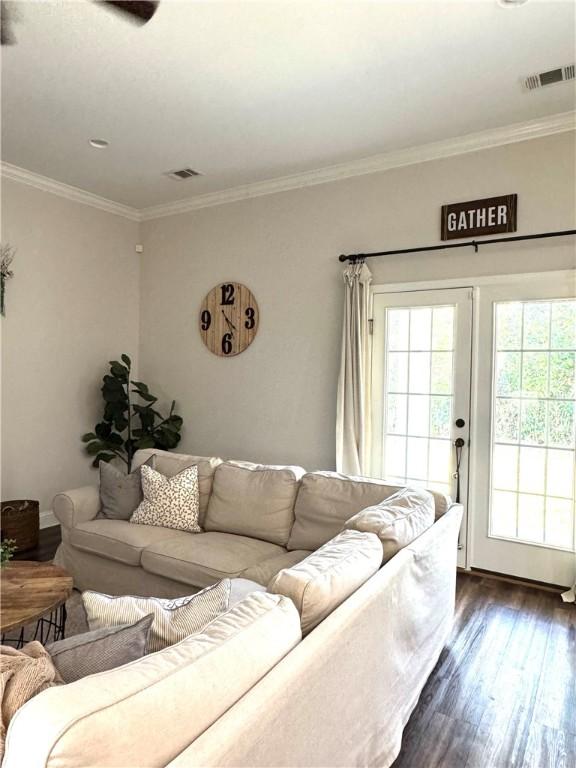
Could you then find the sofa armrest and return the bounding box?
[53,486,100,529]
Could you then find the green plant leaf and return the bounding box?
[134,436,156,450]
[110,361,129,380]
[154,429,180,450]
[81,432,97,442]
[161,421,181,433]
[103,374,124,389]
[134,390,157,403]
[91,451,117,468]
[95,422,112,439]
[85,440,106,455]
[114,415,129,433]
[131,381,149,394]
[107,432,124,447]
[121,354,131,368]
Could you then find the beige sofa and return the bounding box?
[53,449,453,598]
[6,449,462,768]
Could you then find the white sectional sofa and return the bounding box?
[5,449,463,768]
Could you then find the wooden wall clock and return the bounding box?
[199,282,259,357]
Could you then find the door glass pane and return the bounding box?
[383,305,455,496]
[490,299,576,551]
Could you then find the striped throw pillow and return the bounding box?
[82,580,231,653]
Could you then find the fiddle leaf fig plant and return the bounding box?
[82,354,183,473]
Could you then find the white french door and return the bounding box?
[471,277,576,586]
[371,288,473,567]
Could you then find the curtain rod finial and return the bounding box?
[339,254,349,263]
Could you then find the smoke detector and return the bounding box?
[165,168,204,180]
[523,64,575,91]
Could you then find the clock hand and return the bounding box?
[221,310,236,334]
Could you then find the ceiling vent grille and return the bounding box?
[166,168,203,180]
[523,64,575,91]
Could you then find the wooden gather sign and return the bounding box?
[441,194,517,241]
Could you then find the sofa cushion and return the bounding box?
[269,529,382,634]
[131,464,201,533]
[204,461,305,546]
[83,580,231,653]
[240,549,312,587]
[46,615,153,683]
[99,456,155,521]
[2,593,301,768]
[141,531,285,589]
[288,471,451,551]
[69,519,187,567]
[344,487,435,564]
[132,449,223,526]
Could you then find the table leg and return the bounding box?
[2,601,67,647]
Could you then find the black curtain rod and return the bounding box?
[338,229,576,263]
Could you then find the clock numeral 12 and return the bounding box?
[200,310,211,330]
[244,307,255,329]
[221,333,233,355]
[220,284,235,306]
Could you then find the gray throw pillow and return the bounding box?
[99,456,155,520]
[46,614,153,683]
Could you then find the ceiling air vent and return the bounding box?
[166,168,203,180]
[523,64,575,91]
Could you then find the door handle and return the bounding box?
[453,438,465,503]
[455,418,466,428]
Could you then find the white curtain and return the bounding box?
[562,574,575,603]
[336,260,373,476]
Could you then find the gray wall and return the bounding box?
[2,131,574,514]
[139,133,576,470]
[1,179,140,513]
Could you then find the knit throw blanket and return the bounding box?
[0,641,62,763]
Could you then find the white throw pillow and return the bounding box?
[343,486,435,563]
[131,464,201,533]
[268,529,382,635]
[82,579,231,653]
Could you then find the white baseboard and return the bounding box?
[40,510,59,529]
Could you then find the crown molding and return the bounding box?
[139,111,575,221]
[1,162,140,221]
[2,112,574,223]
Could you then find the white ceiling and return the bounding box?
[2,0,575,210]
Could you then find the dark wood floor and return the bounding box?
[12,524,61,562]
[393,572,576,768]
[13,529,575,767]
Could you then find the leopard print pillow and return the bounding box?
[131,464,201,532]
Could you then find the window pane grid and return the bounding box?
[490,299,576,551]
[382,305,455,492]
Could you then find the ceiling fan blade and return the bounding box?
[0,1,16,45]
[99,1,159,25]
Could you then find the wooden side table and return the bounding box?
[0,561,73,647]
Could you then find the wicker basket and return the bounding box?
[1,500,40,552]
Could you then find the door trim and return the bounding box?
[371,269,575,295]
